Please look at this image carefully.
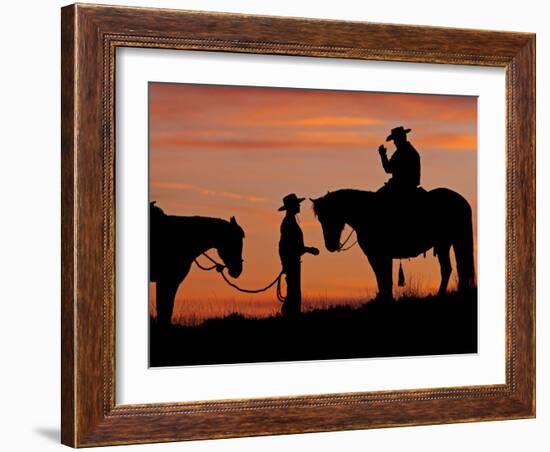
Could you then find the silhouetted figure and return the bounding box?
[150,202,245,327]
[312,189,476,301]
[377,126,421,194]
[278,194,319,317]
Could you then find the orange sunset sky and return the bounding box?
[149,82,477,321]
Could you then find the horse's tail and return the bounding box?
[453,201,476,290]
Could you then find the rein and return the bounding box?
[337,228,357,252]
[193,254,222,272]
[194,253,286,302]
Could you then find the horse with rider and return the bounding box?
[312,125,475,301]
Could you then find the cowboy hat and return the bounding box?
[278,193,305,211]
[386,126,412,141]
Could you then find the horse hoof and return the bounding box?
[373,294,394,303]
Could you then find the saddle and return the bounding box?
[376,183,427,205]
[374,184,429,249]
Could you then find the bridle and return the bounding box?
[336,227,357,252]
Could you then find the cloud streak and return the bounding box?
[149,84,477,154]
[275,116,382,127]
[152,182,270,204]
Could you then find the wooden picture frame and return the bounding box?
[61,3,535,447]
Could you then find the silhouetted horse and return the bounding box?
[150,202,245,326]
[311,189,475,300]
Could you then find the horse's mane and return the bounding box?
[149,202,244,238]
[312,189,375,217]
[181,216,245,238]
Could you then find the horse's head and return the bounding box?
[311,192,346,253]
[218,217,245,278]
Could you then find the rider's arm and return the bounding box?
[378,145,393,174]
[381,152,392,174]
[303,246,320,256]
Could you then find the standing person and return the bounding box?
[278,193,319,318]
[377,126,421,194]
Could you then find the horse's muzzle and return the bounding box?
[228,267,243,278]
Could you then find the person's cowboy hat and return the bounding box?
[386,126,412,142]
[278,193,305,211]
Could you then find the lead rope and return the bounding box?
[194,253,286,302]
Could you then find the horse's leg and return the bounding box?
[367,254,393,300]
[379,256,393,300]
[156,278,179,327]
[155,280,167,326]
[436,244,452,296]
[156,259,192,326]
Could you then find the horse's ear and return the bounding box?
[230,216,245,237]
[309,197,316,204]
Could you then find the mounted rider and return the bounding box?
[377,126,422,196]
[376,126,427,267]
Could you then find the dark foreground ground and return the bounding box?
[149,289,477,367]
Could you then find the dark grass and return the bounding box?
[149,289,477,367]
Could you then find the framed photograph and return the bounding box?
[61,3,535,447]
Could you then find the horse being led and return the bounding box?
[311,189,476,300]
[150,202,245,326]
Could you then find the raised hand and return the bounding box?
[378,144,387,156]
